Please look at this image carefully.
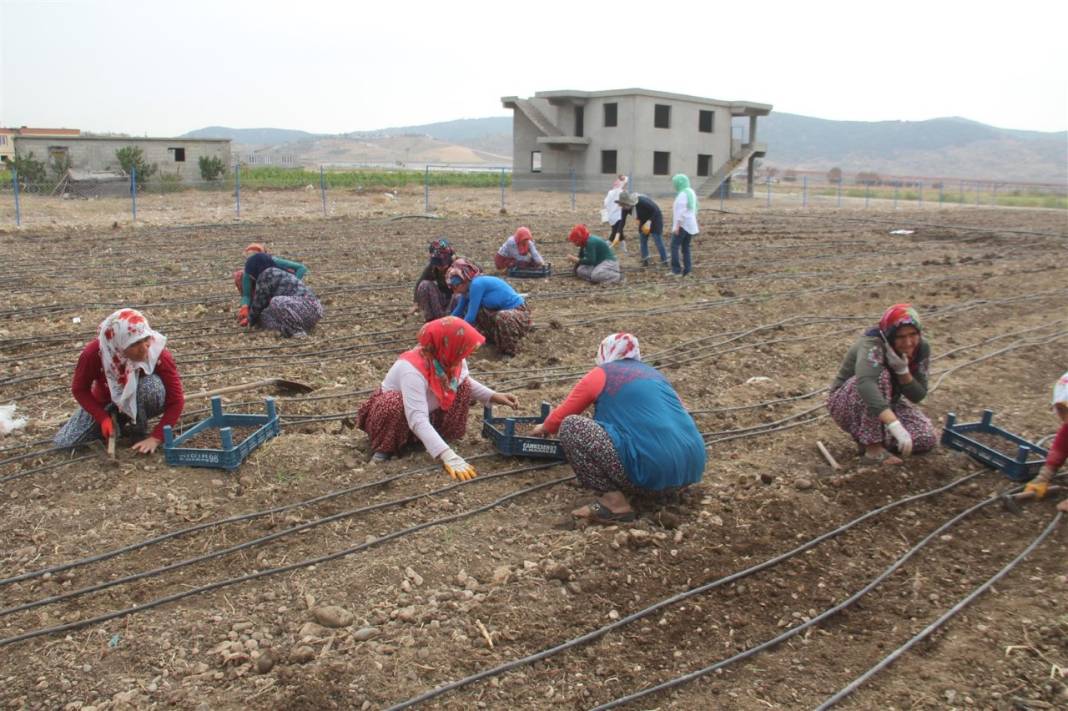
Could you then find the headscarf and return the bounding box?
[673,174,697,212]
[445,257,481,288]
[878,303,923,341]
[97,309,167,421]
[568,224,590,247]
[244,252,276,281]
[399,316,485,411]
[514,227,532,256]
[1053,371,1068,407]
[611,175,628,191]
[596,332,642,365]
[244,243,266,255]
[428,238,455,268]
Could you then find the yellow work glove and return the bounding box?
[440,447,477,481]
[641,223,651,236]
[1023,480,1049,499]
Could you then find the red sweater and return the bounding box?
[72,339,185,441]
[1047,422,1068,471]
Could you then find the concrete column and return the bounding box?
[747,154,757,196]
[748,115,758,146]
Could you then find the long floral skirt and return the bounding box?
[827,371,937,453]
[356,381,472,455]
[475,304,532,356]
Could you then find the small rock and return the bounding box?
[544,562,573,582]
[491,566,511,584]
[299,622,327,639]
[290,646,316,664]
[353,627,378,642]
[255,651,275,674]
[312,606,354,629]
[232,621,254,633]
[759,472,774,485]
[393,606,418,623]
[404,567,424,586]
[795,478,814,491]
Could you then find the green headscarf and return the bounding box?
[673,173,697,212]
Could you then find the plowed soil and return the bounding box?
[1,193,1066,710]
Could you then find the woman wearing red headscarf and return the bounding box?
[827,303,937,464]
[567,224,622,284]
[494,227,545,272]
[356,317,518,477]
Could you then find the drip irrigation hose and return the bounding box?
[383,469,985,710]
[815,510,1063,710]
[588,484,1024,710]
[0,472,574,648]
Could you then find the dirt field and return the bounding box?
[1,194,1066,710]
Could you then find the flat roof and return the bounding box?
[529,88,772,115]
[13,135,230,144]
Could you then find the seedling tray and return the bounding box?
[482,401,566,460]
[163,396,279,470]
[941,410,1048,481]
[508,264,552,279]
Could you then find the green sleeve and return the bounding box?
[241,272,253,306]
[578,246,594,266]
[273,256,308,280]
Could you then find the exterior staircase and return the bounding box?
[694,141,766,197]
[513,99,564,138]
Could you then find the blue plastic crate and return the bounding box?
[163,397,280,471]
[941,410,1048,482]
[482,401,566,460]
[507,264,552,279]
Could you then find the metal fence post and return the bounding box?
[131,166,137,221]
[917,180,923,207]
[975,181,981,206]
[320,165,327,217]
[893,184,898,210]
[836,181,842,208]
[766,177,771,208]
[959,180,964,204]
[424,165,430,213]
[992,183,998,207]
[570,168,576,211]
[865,185,870,208]
[802,176,808,208]
[235,163,241,218]
[719,180,725,210]
[939,183,945,205]
[11,169,21,227]
[499,167,505,212]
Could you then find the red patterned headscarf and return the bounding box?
[514,226,532,256]
[399,317,486,410]
[97,309,166,421]
[445,258,481,289]
[596,332,642,365]
[879,303,922,339]
[568,224,590,247]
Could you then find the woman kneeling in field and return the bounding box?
[356,317,518,475]
[233,242,308,327]
[448,258,532,357]
[54,309,184,455]
[242,252,323,338]
[531,333,706,523]
[494,227,545,272]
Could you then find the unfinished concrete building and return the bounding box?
[11,135,231,181]
[502,89,771,196]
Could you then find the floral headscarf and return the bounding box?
[568,224,591,247]
[445,258,481,289]
[514,226,532,256]
[98,309,166,421]
[1053,372,1068,407]
[399,317,485,410]
[611,175,628,191]
[878,303,923,340]
[673,174,697,212]
[428,238,455,268]
[596,332,642,365]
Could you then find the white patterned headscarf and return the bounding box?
[98,309,166,420]
[1054,371,1068,407]
[596,332,641,365]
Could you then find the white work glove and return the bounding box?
[439,447,477,481]
[886,420,913,457]
[881,335,910,375]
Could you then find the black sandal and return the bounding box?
[580,500,637,524]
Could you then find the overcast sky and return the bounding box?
[2,0,1066,136]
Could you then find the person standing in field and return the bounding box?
[615,191,667,268]
[670,174,699,276]
[603,175,629,253]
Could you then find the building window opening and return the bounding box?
[697,154,712,177]
[601,150,618,174]
[699,110,714,133]
[653,151,670,175]
[531,151,542,173]
[169,147,186,162]
[654,104,671,129]
[604,102,617,127]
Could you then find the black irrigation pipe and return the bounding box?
[0,461,559,619]
[816,510,1063,710]
[588,484,1028,710]
[383,469,987,710]
[0,471,574,648]
[0,453,97,484]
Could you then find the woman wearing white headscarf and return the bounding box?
[54,309,185,454]
[531,333,705,522]
[603,175,629,252]
[1023,371,1068,502]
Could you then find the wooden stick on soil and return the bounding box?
[475,619,494,649]
[816,440,840,471]
[107,413,118,459]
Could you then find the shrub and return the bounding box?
[115,146,157,187]
[9,151,48,188]
[198,155,226,181]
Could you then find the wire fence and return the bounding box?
[1,163,1065,228]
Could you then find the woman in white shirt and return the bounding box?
[356,317,518,478]
[670,173,699,276]
[603,175,629,252]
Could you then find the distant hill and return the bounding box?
[184,114,1066,183]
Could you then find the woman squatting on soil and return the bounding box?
[1023,371,1068,512]
[531,333,706,523]
[447,258,533,357]
[827,303,938,464]
[615,190,668,268]
[356,316,519,474]
[567,224,622,284]
[411,238,458,322]
[54,309,185,455]
[494,226,545,272]
[233,242,308,327]
[241,252,323,338]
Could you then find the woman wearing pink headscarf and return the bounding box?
[54,309,185,454]
[531,333,705,523]
[494,227,545,271]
